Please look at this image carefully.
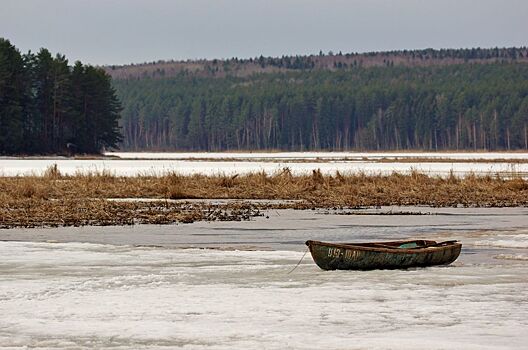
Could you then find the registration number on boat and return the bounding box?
[327,247,342,258]
[327,248,360,261]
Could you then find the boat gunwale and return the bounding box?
[306,239,461,254]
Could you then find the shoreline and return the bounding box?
[2,150,528,163]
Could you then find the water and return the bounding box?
[1,208,527,349]
[1,152,527,177]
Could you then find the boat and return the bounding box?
[305,239,462,270]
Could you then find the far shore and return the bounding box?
[2,150,528,164]
[0,154,119,160]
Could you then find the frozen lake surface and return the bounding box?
[1,208,527,349]
[108,151,528,161]
[1,152,528,177]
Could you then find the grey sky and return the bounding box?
[1,0,526,65]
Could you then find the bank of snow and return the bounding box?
[1,157,528,177]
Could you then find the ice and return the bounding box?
[107,151,528,161]
[494,254,528,261]
[474,233,528,248]
[1,240,527,349]
[1,154,527,177]
[1,207,527,349]
[3,206,528,251]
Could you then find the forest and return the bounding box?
[0,38,122,155]
[2,38,528,153]
[106,47,528,80]
[114,61,528,151]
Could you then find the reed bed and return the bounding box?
[1,167,527,228]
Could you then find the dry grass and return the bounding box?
[1,167,527,228]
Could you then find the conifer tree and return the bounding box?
[0,38,27,153]
[0,38,123,155]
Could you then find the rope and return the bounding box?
[287,247,309,274]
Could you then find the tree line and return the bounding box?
[106,47,528,80]
[0,38,122,155]
[114,62,528,151]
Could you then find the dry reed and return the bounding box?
[1,167,527,228]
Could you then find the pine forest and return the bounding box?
[0,38,122,155]
[113,49,528,151]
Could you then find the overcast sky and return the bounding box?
[1,0,526,65]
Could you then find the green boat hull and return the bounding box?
[306,240,462,270]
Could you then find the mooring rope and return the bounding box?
[287,247,309,274]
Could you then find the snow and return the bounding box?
[1,155,527,177]
[0,195,527,349]
[494,254,528,261]
[1,239,527,349]
[474,233,528,249]
[107,151,528,161]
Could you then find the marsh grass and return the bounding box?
[1,166,527,228]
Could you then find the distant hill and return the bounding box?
[105,47,528,80]
[109,48,528,152]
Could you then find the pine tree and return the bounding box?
[0,38,27,153]
[0,38,123,155]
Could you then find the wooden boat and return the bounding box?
[305,239,461,270]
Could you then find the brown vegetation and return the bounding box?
[1,168,527,228]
